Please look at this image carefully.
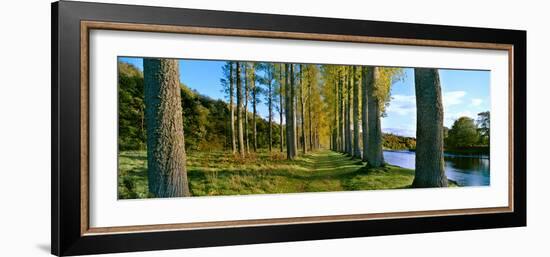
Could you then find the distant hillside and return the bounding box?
[118,61,282,152]
[118,62,145,150]
[382,133,416,150]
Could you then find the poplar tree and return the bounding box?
[244,63,250,154]
[299,64,308,154]
[278,64,285,153]
[366,67,402,167]
[221,62,236,154]
[412,68,448,187]
[345,67,352,155]
[144,58,190,197]
[236,62,245,157]
[361,66,369,162]
[352,66,361,158]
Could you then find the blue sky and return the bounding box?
[383,68,490,137]
[119,57,490,138]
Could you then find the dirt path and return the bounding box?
[298,149,365,191]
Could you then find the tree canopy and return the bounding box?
[446,117,480,148]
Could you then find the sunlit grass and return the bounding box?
[118,149,453,199]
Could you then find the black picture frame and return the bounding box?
[51,1,526,256]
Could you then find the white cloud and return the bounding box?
[386,94,416,116]
[471,98,483,106]
[385,90,482,130]
[442,91,467,108]
[387,91,467,117]
[441,91,469,127]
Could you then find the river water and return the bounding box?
[383,150,490,186]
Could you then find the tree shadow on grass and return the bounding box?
[119,149,419,197]
[338,164,416,191]
[186,150,367,191]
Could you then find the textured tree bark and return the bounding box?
[366,67,384,167]
[144,58,190,197]
[308,69,313,151]
[279,66,285,153]
[352,66,361,159]
[299,65,307,154]
[333,72,339,151]
[330,133,333,150]
[251,67,257,152]
[290,64,297,157]
[244,64,250,154]
[412,68,448,187]
[236,62,245,158]
[339,72,344,152]
[268,78,273,153]
[229,62,236,154]
[345,68,352,155]
[343,71,348,153]
[284,64,294,160]
[361,67,370,162]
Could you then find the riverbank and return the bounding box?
[388,147,489,158]
[444,146,489,157]
[118,149,446,199]
[383,150,489,186]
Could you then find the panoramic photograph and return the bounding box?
[117,57,490,199]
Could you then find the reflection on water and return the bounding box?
[383,150,490,186]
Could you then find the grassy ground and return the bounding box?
[118,149,443,199]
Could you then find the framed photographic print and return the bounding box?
[51,1,526,256]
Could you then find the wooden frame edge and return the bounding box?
[84,206,512,235]
[80,21,90,235]
[79,20,515,236]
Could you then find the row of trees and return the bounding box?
[222,62,324,160]
[321,65,402,167]
[320,66,448,187]
[224,63,450,188]
[138,58,470,197]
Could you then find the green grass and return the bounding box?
[118,149,455,199]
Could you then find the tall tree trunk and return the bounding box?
[229,62,236,154]
[352,66,361,159]
[330,132,333,150]
[315,123,320,149]
[342,70,347,153]
[251,66,257,152]
[308,69,313,151]
[144,58,190,197]
[284,64,293,160]
[412,68,448,187]
[366,67,384,167]
[339,71,344,153]
[344,69,348,154]
[279,65,285,153]
[290,64,297,157]
[299,65,307,154]
[345,67,352,155]
[140,104,145,148]
[361,66,369,162]
[268,78,273,153]
[236,62,245,158]
[333,73,338,151]
[244,64,249,154]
